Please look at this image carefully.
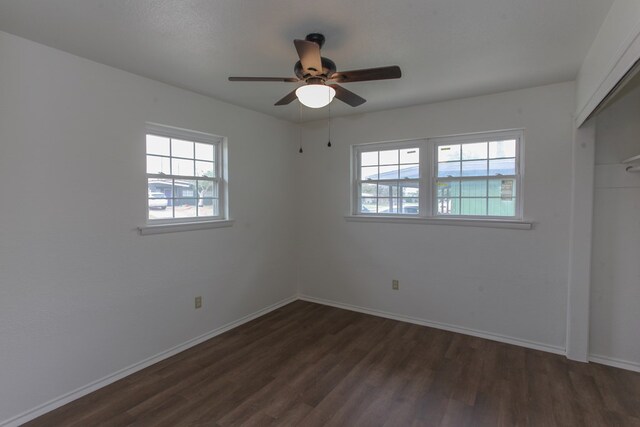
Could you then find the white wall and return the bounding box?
[0,30,298,422]
[3,18,637,424]
[576,0,640,126]
[591,85,640,370]
[297,82,576,352]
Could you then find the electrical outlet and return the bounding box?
[195,296,202,309]
[392,280,399,290]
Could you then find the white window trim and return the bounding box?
[139,219,235,235]
[352,139,426,218]
[349,129,531,228]
[139,123,231,234]
[344,215,532,229]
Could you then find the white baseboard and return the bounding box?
[589,354,640,373]
[0,295,298,427]
[298,294,566,356]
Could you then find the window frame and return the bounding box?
[431,129,524,220]
[352,139,428,217]
[145,123,227,225]
[351,129,524,221]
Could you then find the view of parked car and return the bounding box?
[148,192,168,210]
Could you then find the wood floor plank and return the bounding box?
[23,301,640,427]
[270,402,314,426]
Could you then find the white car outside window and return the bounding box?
[148,192,168,210]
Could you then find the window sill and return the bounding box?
[344,215,533,230]
[139,219,234,235]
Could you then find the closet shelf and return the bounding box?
[622,154,640,164]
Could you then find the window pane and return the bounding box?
[490,140,516,158]
[361,151,378,166]
[148,181,170,218]
[461,160,488,177]
[197,198,218,217]
[437,180,460,197]
[400,148,419,164]
[379,165,399,180]
[401,183,420,198]
[488,198,516,216]
[174,180,197,199]
[146,155,171,175]
[212,199,220,217]
[361,166,378,180]
[461,142,487,160]
[378,198,399,214]
[461,179,487,197]
[438,161,460,177]
[195,142,214,161]
[438,144,460,162]
[196,160,215,177]
[379,150,399,165]
[197,180,217,198]
[400,199,419,214]
[400,164,419,179]
[172,139,194,158]
[436,198,459,215]
[172,158,195,176]
[488,179,516,198]
[146,135,170,156]
[361,183,377,197]
[148,178,173,196]
[148,200,173,220]
[461,198,487,215]
[377,198,392,213]
[174,198,197,218]
[377,183,398,197]
[361,198,377,213]
[489,158,516,175]
[391,199,402,214]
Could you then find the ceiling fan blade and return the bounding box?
[274,89,298,106]
[330,84,366,107]
[294,39,323,75]
[229,77,299,82]
[329,66,401,83]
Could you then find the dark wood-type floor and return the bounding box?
[25,301,640,426]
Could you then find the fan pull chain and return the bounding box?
[298,101,303,153]
[327,98,332,148]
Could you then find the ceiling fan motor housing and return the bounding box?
[294,57,336,80]
[305,33,326,48]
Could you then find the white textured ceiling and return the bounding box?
[0,0,613,122]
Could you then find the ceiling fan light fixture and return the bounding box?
[295,84,336,108]
[229,34,401,108]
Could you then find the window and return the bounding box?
[355,141,422,214]
[352,130,523,220]
[434,132,521,218]
[145,124,225,223]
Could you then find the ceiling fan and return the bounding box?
[228,33,402,109]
